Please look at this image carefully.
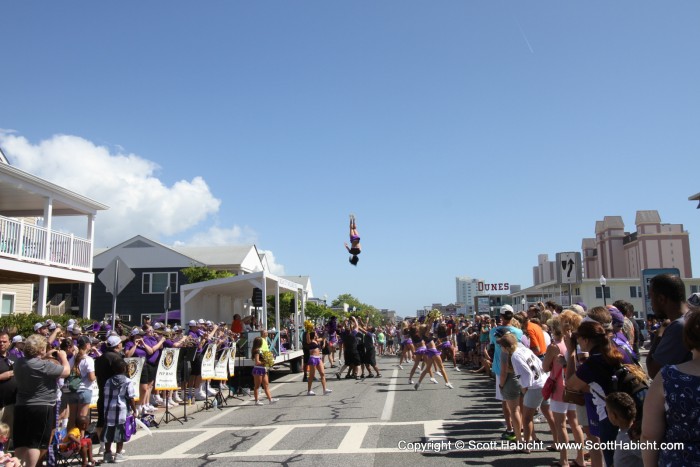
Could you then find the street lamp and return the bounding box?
[599,275,607,306]
[521,298,527,312]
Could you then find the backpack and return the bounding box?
[610,364,649,441]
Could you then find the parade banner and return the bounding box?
[124,357,145,401]
[228,342,237,376]
[200,343,217,381]
[89,380,99,409]
[213,347,231,381]
[155,347,181,390]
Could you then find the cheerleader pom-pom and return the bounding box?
[261,350,275,368]
[304,320,314,333]
[427,309,442,322]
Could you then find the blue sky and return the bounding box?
[2,1,699,316]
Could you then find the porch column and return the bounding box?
[83,282,92,319]
[86,214,95,269]
[43,197,53,263]
[37,276,48,317]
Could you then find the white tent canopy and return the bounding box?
[180,271,306,349]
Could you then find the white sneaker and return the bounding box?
[408,379,414,385]
[207,387,217,396]
[307,391,316,396]
[154,394,164,405]
[167,398,178,408]
[446,382,454,389]
[435,371,443,377]
[194,391,207,401]
[172,392,183,403]
[323,388,332,395]
[243,388,251,396]
[97,444,105,456]
[255,400,264,406]
[114,452,128,463]
[398,365,403,370]
[269,398,279,404]
[430,378,438,384]
[455,367,461,372]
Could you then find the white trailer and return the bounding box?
[180,271,306,370]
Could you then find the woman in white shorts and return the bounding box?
[543,314,586,467]
[499,332,549,452]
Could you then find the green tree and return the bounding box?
[180,265,235,284]
[330,293,383,326]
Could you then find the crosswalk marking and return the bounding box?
[337,424,369,452]
[245,425,295,453]
[124,418,504,461]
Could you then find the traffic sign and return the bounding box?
[98,256,135,296]
[556,252,582,284]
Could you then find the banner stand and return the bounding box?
[155,348,186,425]
[179,346,198,423]
[160,395,185,425]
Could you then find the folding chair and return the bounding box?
[50,427,83,466]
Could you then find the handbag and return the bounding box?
[65,363,82,393]
[541,365,562,400]
[563,388,586,406]
[124,415,136,442]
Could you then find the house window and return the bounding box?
[691,285,699,294]
[1,293,14,316]
[629,286,642,298]
[595,287,611,299]
[142,272,178,294]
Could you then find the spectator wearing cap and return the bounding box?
[607,306,638,364]
[142,315,152,328]
[13,334,70,467]
[0,332,17,443]
[94,335,124,452]
[489,305,524,441]
[33,323,48,337]
[9,336,24,361]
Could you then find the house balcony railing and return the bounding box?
[0,215,92,272]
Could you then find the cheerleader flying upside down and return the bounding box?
[345,214,361,266]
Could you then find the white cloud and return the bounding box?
[173,225,258,247]
[259,250,286,275]
[0,132,220,246]
[0,132,285,275]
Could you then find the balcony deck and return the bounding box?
[0,215,92,272]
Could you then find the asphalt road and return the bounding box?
[114,354,583,467]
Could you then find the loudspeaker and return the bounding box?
[252,287,263,307]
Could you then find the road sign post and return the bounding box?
[98,256,135,329]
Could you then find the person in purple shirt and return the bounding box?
[123,327,160,415]
[8,336,24,361]
[608,306,638,364]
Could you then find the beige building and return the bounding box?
[0,150,108,316]
[582,210,691,279]
[518,210,696,318]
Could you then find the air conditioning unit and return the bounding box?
[120,314,132,323]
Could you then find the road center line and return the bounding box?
[380,368,399,421]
